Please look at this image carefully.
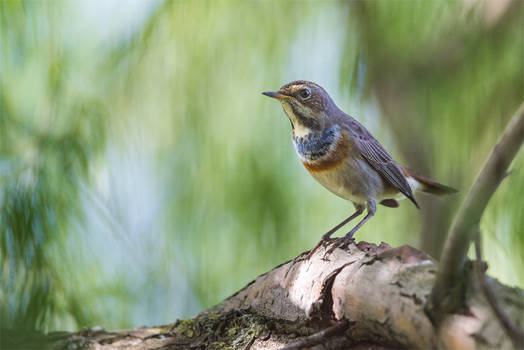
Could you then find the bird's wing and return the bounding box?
[343,117,419,208]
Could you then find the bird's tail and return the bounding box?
[403,168,458,196]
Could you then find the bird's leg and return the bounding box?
[306,205,364,260]
[324,201,376,258]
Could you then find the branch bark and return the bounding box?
[11,241,524,350]
[428,103,524,320]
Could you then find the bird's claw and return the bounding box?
[322,236,355,259]
[306,236,336,260]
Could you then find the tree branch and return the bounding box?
[429,102,524,319]
[281,320,349,350]
[13,241,524,350]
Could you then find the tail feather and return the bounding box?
[403,168,458,196]
[412,173,458,195]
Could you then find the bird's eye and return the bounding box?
[299,88,311,99]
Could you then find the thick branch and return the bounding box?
[20,241,524,350]
[430,103,524,316]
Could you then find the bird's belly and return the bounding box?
[309,158,386,204]
[312,171,363,203]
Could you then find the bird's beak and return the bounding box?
[262,91,291,100]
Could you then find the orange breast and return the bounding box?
[302,133,351,173]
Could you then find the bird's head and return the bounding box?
[263,80,337,136]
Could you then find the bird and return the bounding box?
[262,80,457,258]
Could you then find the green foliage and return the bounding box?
[1,0,108,331]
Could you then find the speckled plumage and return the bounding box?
[293,125,341,161]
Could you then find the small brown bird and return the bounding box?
[263,80,457,257]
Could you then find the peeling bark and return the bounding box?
[8,241,523,350]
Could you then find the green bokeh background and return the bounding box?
[1,0,523,333]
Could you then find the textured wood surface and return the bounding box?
[11,241,522,350]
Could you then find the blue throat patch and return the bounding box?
[293,125,340,161]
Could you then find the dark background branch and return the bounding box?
[429,103,524,321]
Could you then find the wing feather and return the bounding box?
[342,117,419,208]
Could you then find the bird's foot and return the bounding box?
[322,236,355,260]
[306,235,336,260]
